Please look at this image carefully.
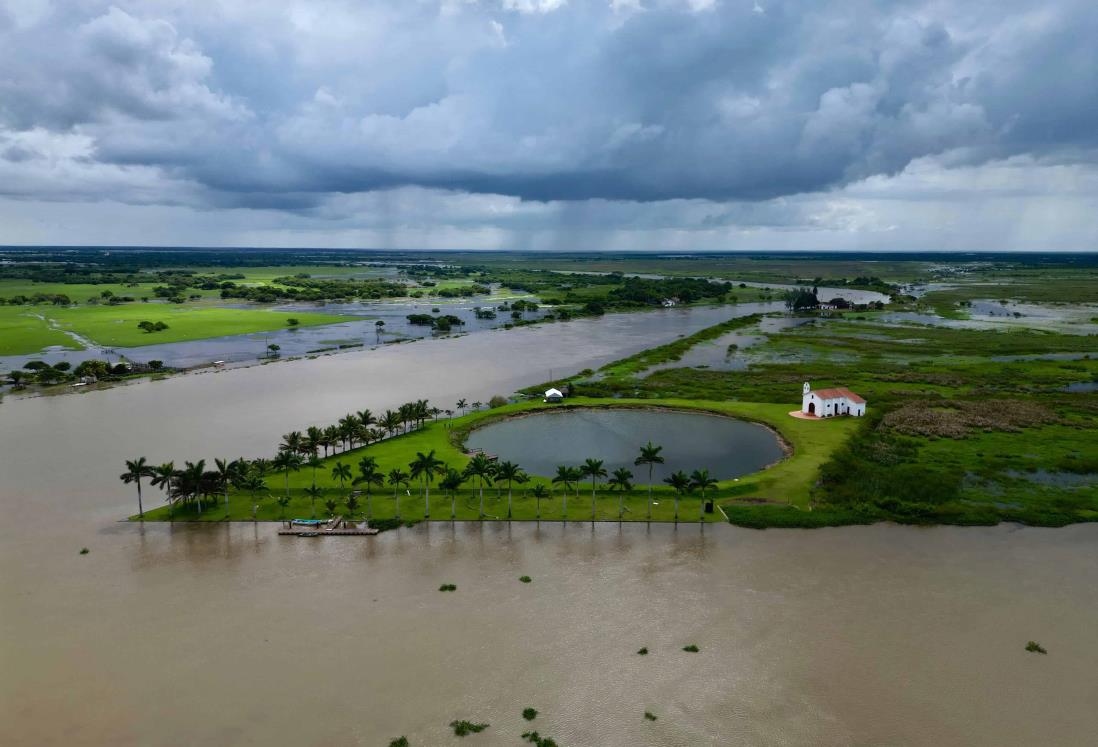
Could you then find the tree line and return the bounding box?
[120,404,722,524]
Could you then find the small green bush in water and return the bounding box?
[519,575,532,583]
[522,707,538,721]
[644,711,658,721]
[389,738,409,747]
[522,732,559,747]
[1026,640,1047,654]
[79,547,89,555]
[450,720,488,737]
[637,647,648,655]
[439,583,457,592]
[683,644,699,653]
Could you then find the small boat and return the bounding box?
[297,531,320,537]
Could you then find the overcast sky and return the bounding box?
[1,0,1096,250]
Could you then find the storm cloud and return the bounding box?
[0,0,1096,248]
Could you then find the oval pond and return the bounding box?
[465,408,785,482]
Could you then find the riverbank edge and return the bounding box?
[131,398,852,525]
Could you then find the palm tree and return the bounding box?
[532,484,549,519]
[331,461,352,500]
[472,401,483,411]
[494,461,525,519]
[409,450,446,518]
[663,470,692,522]
[213,458,234,512]
[344,494,361,520]
[388,468,410,519]
[305,426,323,457]
[150,461,176,519]
[690,469,718,522]
[281,430,304,455]
[306,454,323,489]
[456,398,467,416]
[180,459,207,514]
[276,494,291,519]
[439,468,465,519]
[324,497,338,517]
[322,425,340,455]
[382,410,402,439]
[240,472,267,520]
[353,457,384,518]
[463,453,495,518]
[634,442,665,521]
[120,457,154,519]
[552,465,580,519]
[356,409,376,431]
[338,416,359,450]
[304,485,323,519]
[608,467,634,519]
[272,450,303,499]
[580,458,607,520]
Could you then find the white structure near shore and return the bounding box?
[801,382,866,417]
[544,388,564,403]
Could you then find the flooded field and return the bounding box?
[2,301,1098,746]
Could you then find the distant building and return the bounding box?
[801,382,866,417]
[544,388,564,403]
[661,298,679,307]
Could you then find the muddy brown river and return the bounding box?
[2,306,1096,746]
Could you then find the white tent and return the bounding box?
[544,388,564,402]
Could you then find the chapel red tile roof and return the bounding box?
[812,387,865,404]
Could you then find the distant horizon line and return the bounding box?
[2,245,1096,256]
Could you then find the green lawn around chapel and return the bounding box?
[137,398,858,523]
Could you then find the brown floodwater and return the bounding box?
[2,307,1097,746]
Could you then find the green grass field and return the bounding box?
[136,398,857,523]
[5,304,345,353]
[0,306,82,355]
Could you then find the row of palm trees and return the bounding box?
[277,400,440,460]
[121,405,720,523]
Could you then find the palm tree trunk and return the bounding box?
[591,480,596,521]
[699,489,706,522]
[618,490,624,521]
[647,465,653,520]
[507,485,513,519]
[451,491,456,520]
[137,480,144,519]
[675,492,679,523]
[424,481,430,518]
[479,479,484,518]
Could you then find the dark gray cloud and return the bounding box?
[0,0,1096,249]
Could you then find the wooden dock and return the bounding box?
[278,517,380,536]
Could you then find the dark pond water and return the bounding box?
[465,408,785,481]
